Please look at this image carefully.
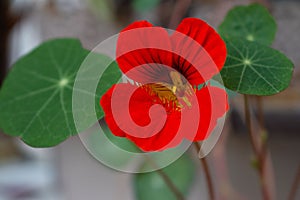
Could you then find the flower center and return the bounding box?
[169,71,194,107]
[143,71,194,111]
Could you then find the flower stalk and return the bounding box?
[156,168,186,200]
[244,95,273,200]
[288,164,300,200]
[194,142,215,200]
[145,155,185,200]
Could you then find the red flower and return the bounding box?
[100,18,228,152]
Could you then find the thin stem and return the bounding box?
[260,162,271,200]
[255,96,269,183]
[156,168,185,200]
[288,164,300,200]
[244,95,271,200]
[145,155,185,200]
[256,96,265,131]
[194,142,215,200]
[244,95,259,155]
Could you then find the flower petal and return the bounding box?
[117,21,174,84]
[100,83,181,151]
[127,111,181,151]
[161,85,229,148]
[171,18,227,85]
[191,85,229,141]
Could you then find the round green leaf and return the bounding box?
[134,154,195,200]
[221,38,294,95]
[0,38,119,147]
[218,3,277,46]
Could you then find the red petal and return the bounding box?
[100,83,181,151]
[191,85,229,141]
[127,111,181,151]
[171,18,227,85]
[117,21,174,84]
[122,20,153,31]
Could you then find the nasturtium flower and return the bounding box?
[100,18,229,152]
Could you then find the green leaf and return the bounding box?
[99,119,141,153]
[218,3,277,46]
[0,38,121,147]
[86,119,141,167]
[95,60,122,119]
[0,39,87,147]
[221,38,294,95]
[134,154,195,200]
[133,0,161,12]
[71,52,122,133]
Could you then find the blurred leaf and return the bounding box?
[86,119,141,167]
[0,39,87,147]
[134,154,195,200]
[219,3,276,46]
[100,119,141,153]
[0,39,121,147]
[133,0,161,12]
[72,53,121,134]
[221,38,294,95]
[88,0,113,20]
[95,60,122,119]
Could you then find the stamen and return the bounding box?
[140,71,195,111]
[169,71,193,108]
[182,96,192,107]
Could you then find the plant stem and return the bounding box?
[288,164,300,200]
[256,96,265,131]
[244,95,271,200]
[145,155,185,200]
[255,97,270,190]
[194,142,215,200]
[256,97,268,161]
[244,95,259,155]
[156,168,185,200]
